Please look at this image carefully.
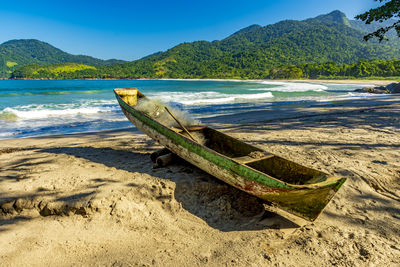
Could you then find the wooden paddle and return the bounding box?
[164,106,198,142]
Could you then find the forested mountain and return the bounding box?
[312,10,351,26]
[10,11,400,79]
[0,39,125,77]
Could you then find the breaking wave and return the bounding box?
[150,91,274,105]
[0,100,119,120]
[251,81,328,92]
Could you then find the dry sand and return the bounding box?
[1,96,400,266]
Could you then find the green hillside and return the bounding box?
[11,63,98,79]
[10,11,400,79]
[0,39,124,78]
[101,10,400,79]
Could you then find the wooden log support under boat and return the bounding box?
[150,148,171,163]
[114,88,346,221]
[155,153,176,168]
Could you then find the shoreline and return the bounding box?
[2,94,400,141]
[275,79,398,86]
[4,78,396,141]
[159,78,398,86]
[4,77,398,86]
[1,92,399,265]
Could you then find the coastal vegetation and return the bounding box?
[0,39,124,78]
[10,59,400,80]
[5,10,400,80]
[270,59,400,79]
[11,63,97,79]
[6,61,18,67]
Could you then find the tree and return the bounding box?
[356,0,400,41]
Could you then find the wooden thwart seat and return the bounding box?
[233,153,274,164]
[171,125,206,133]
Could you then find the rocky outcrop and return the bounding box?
[355,82,400,94]
[386,83,400,94]
[355,87,389,94]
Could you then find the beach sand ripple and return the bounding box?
[1,97,399,266]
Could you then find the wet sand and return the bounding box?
[1,96,400,266]
[275,79,398,86]
[160,78,399,86]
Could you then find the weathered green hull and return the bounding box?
[114,88,346,221]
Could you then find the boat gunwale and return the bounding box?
[113,88,342,190]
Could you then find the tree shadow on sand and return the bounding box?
[204,97,400,131]
[0,216,31,233]
[36,146,300,232]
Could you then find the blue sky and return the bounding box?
[0,0,379,61]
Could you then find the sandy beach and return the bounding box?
[159,78,399,87]
[1,95,400,266]
[276,79,399,86]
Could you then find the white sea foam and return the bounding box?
[0,132,18,137]
[287,92,382,103]
[3,107,100,120]
[0,81,379,140]
[0,101,120,120]
[149,91,274,105]
[250,81,328,92]
[317,92,387,102]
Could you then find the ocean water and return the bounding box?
[0,79,377,139]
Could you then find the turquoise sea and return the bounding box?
[0,79,376,139]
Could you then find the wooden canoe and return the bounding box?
[114,88,346,221]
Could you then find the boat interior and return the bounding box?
[115,88,327,185]
[181,127,327,185]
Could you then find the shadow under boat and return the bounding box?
[114,88,346,222]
